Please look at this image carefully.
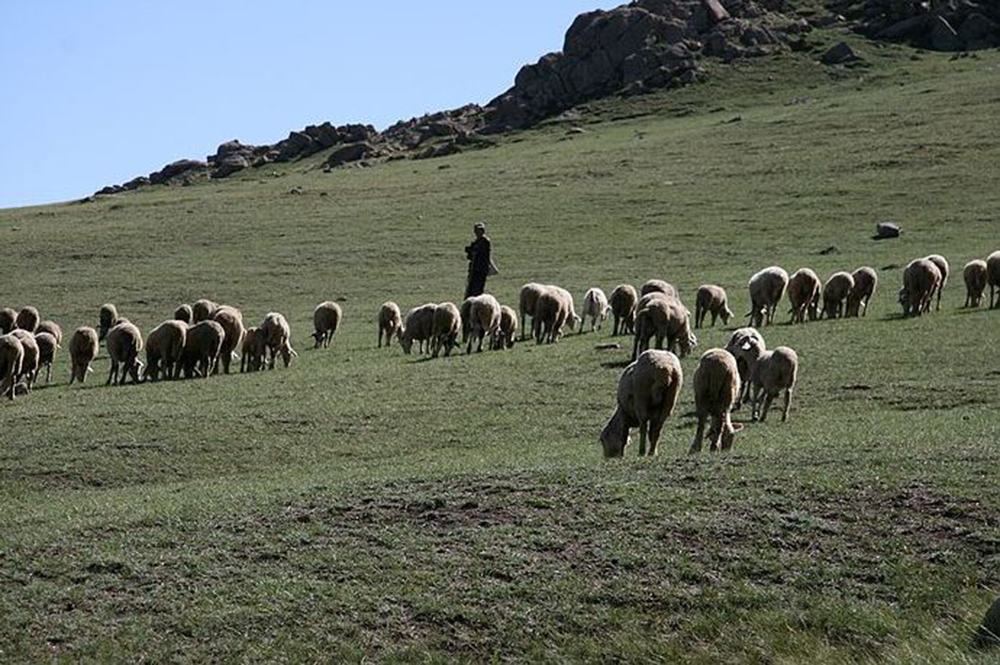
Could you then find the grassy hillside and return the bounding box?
[2,33,1000,662]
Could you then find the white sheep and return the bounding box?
[846,267,878,317]
[259,312,296,368]
[632,294,697,361]
[312,301,343,349]
[16,306,40,333]
[378,301,403,348]
[580,287,611,333]
[431,302,462,358]
[518,283,547,340]
[400,304,437,355]
[494,305,518,350]
[963,259,988,308]
[34,331,59,385]
[640,279,678,299]
[821,271,855,320]
[145,320,187,381]
[241,326,267,373]
[212,306,245,374]
[105,321,144,386]
[747,267,789,327]
[174,304,193,323]
[786,268,821,324]
[690,349,743,454]
[9,329,39,392]
[609,284,638,336]
[465,294,501,354]
[899,258,941,317]
[725,327,766,410]
[925,254,949,311]
[181,320,225,378]
[694,284,733,328]
[36,320,63,346]
[68,327,99,385]
[98,303,118,341]
[0,334,24,400]
[600,349,683,458]
[532,287,575,344]
[751,346,799,423]
[989,251,1000,309]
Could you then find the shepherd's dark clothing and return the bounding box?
[464,236,491,298]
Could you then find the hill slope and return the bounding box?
[1,35,1000,661]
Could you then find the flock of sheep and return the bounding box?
[0,299,344,398]
[2,249,999,459]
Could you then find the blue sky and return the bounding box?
[0,1,614,209]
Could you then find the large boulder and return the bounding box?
[148,159,207,185]
[821,41,860,65]
[929,15,961,51]
[325,142,378,168]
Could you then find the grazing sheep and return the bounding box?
[0,335,24,400]
[989,251,1000,309]
[518,283,547,340]
[747,267,789,327]
[400,304,437,355]
[68,327,99,385]
[821,271,855,320]
[16,306,40,333]
[964,259,988,308]
[9,330,40,392]
[600,349,683,458]
[609,284,638,336]
[145,320,187,381]
[36,320,63,346]
[192,299,219,323]
[259,312,296,368]
[580,287,611,333]
[431,302,462,358]
[212,306,245,374]
[694,285,733,329]
[378,301,403,348]
[640,279,678,299]
[632,296,697,361]
[310,301,342,349]
[751,346,799,423]
[98,303,118,341]
[105,321,144,386]
[725,327,766,410]
[925,254,949,311]
[241,326,267,373]
[0,308,17,334]
[899,258,942,317]
[181,321,225,379]
[787,268,821,324]
[174,304,193,323]
[690,349,744,454]
[532,288,573,345]
[34,332,59,385]
[846,267,878,317]
[494,305,518,350]
[465,294,502,354]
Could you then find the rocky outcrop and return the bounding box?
[829,0,1000,51]
[483,0,808,131]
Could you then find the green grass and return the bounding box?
[2,31,1000,662]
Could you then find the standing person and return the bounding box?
[464,222,492,298]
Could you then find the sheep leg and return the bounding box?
[760,392,775,423]
[647,415,665,457]
[106,360,117,386]
[45,362,52,384]
[689,415,706,454]
[782,388,793,422]
[638,421,648,457]
[707,416,723,453]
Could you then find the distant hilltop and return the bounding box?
[93,0,998,197]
